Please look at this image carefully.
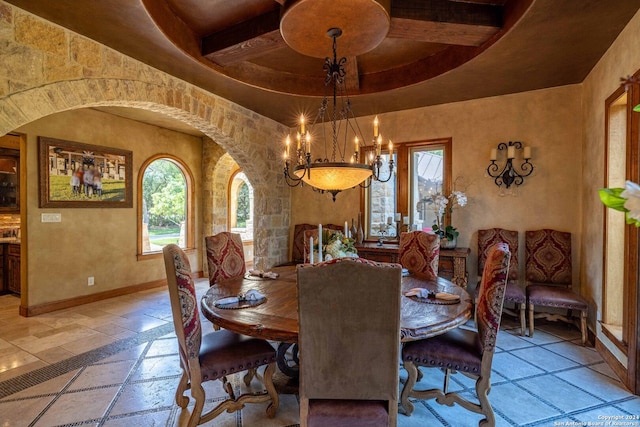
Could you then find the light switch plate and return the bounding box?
[41,213,61,223]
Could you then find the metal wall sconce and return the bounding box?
[486,141,534,188]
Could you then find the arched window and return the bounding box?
[228,170,254,242]
[138,155,194,258]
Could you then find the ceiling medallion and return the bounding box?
[280,0,391,58]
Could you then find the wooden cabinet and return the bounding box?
[356,242,470,287]
[0,148,19,213]
[7,244,20,294]
[0,243,19,295]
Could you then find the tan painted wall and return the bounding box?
[582,8,640,366]
[292,85,584,292]
[16,108,203,306]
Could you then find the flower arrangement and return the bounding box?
[314,231,358,261]
[426,190,467,240]
[599,181,640,227]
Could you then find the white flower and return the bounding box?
[622,180,640,222]
[451,191,467,207]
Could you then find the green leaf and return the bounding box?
[598,188,628,212]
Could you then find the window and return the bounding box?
[363,138,452,239]
[138,155,194,257]
[602,80,640,353]
[228,170,254,242]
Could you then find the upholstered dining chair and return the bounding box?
[400,242,511,427]
[163,244,279,426]
[297,257,402,427]
[525,229,588,344]
[398,231,440,280]
[205,231,246,286]
[477,228,526,335]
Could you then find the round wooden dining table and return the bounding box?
[201,264,472,376]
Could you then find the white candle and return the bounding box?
[309,236,314,264]
[490,148,497,161]
[507,146,515,159]
[387,216,393,225]
[395,212,401,222]
[403,216,410,225]
[318,224,323,262]
[345,221,348,236]
[524,146,531,159]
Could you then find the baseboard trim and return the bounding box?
[19,271,203,317]
[595,336,628,388]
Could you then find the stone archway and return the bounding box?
[0,3,290,266]
[0,78,290,267]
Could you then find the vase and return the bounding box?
[440,236,457,249]
[350,218,358,240]
[356,212,364,244]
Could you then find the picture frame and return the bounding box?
[38,136,133,208]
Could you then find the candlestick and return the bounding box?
[309,236,314,264]
[523,146,531,159]
[403,216,409,225]
[490,148,497,161]
[395,212,401,222]
[507,146,515,159]
[344,221,348,236]
[387,216,393,225]
[318,224,323,262]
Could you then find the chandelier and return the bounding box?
[283,28,394,201]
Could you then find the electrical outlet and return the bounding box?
[41,213,61,223]
[88,276,94,286]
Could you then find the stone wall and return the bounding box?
[0,2,291,307]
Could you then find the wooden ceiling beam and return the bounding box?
[202,9,285,66]
[390,0,503,27]
[388,17,500,46]
[203,0,503,66]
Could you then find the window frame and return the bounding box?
[137,154,195,260]
[360,137,452,240]
[602,70,640,394]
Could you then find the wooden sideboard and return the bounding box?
[355,242,470,288]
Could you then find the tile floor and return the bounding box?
[0,280,639,426]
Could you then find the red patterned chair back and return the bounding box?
[476,242,511,353]
[205,232,246,286]
[163,244,201,368]
[478,228,519,282]
[399,231,440,280]
[525,229,572,287]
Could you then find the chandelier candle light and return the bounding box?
[283,28,394,201]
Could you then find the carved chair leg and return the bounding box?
[475,374,496,427]
[400,361,419,416]
[528,303,535,338]
[175,370,190,408]
[243,367,257,386]
[443,368,451,393]
[262,363,280,418]
[580,310,588,345]
[188,384,207,427]
[519,303,526,337]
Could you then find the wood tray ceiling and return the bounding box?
[5,0,640,126]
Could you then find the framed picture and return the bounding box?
[38,137,133,208]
